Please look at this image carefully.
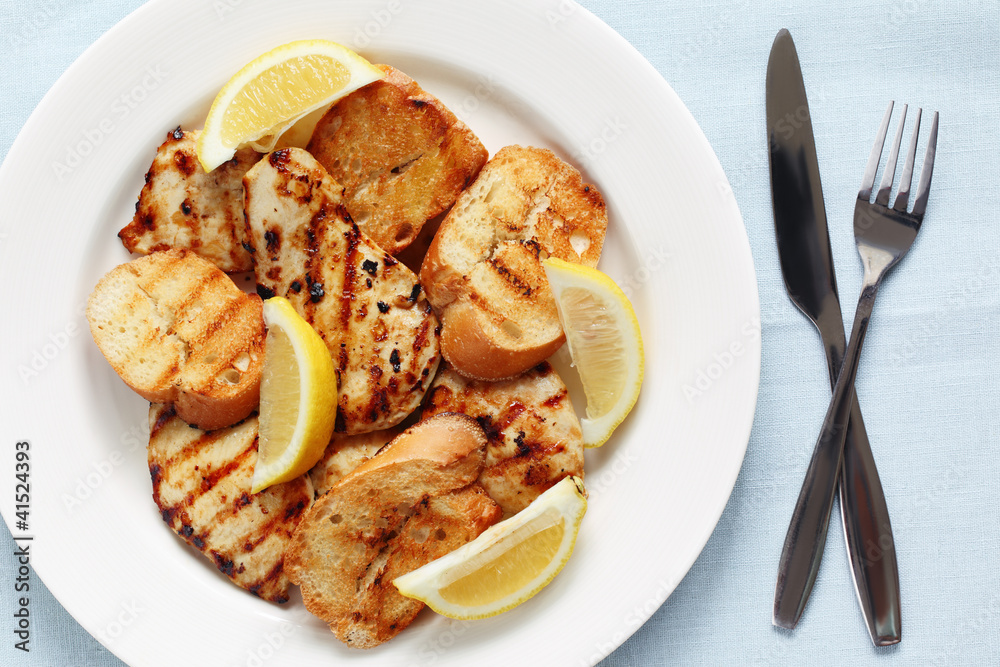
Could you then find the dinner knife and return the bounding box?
[766,29,901,644]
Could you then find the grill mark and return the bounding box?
[191,296,245,349]
[497,401,527,432]
[269,148,291,171]
[163,429,221,469]
[246,560,288,604]
[302,201,328,325]
[412,318,430,352]
[247,558,290,603]
[284,499,307,522]
[147,362,182,395]
[339,219,362,330]
[424,385,453,414]
[237,500,298,558]
[210,550,236,577]
[487,455,558,488]
[148,415,302,604]
[173,149,196,176]
[338,344,349,372]
[488,257,533,296]
[542,388,568,408]
[189,447,260,530]
[474,415,502,443]
[367,386,390,424]
[513,431,531,457]
[150,405,178,437]
[151,432,255,535]
[197,446,255,496]
[264,229,280,253]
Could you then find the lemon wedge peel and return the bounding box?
[196,39,384,172]
[251,296,337,493]
[542,258,644,448]
[393,476,587,620]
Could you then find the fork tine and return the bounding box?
[893,107,922,212]
[859,101,894,201]
[875,104,908,206]
[911,111,939,218]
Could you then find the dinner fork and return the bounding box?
[774,102,938,630]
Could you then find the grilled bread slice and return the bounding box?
[285,413,501,648]
[306,64,488,255]
[87,249,264,430]
[119,128,261,272]
[308,427,402,497]
[422,361,585,515]
[243,148,440,435]
[147,404,312,603]
[420,145,608,380]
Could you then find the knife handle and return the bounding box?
[824,322,901,645]
[839,396,901,645]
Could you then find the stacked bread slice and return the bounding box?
[307,64,488,254]
[421,145,608,380]
[87,248,264,430]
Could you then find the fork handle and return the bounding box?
[774,282,879,629]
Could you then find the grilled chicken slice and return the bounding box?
[422,361,585,515]
[147,404,312,603]
[119,128,261,272]
[243,147,441,434]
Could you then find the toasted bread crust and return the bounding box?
[119,129,261,272]
[423,362,585,515]
[420,145,608,380]
[308,427,402,497]
[148,405,312,603]
[285,413,501,648]
[243,148,440,434]
[87,249,264,430]
[307,65,488,255]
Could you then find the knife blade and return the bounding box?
[766,28,901,645]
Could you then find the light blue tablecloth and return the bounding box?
[2,1,998,665]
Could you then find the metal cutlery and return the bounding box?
[766,29,901,644]
[774,99,938,634]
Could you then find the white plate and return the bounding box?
[0,1,760,664]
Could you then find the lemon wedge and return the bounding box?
[196,39,384,172]
[393,476,587,619]
[543,258,644,447]
[251,297,337,493]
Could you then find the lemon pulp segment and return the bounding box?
[438,511,564,606]
[221,55,350,146]
[251,296,337,493]
[558,285,629,419]
[393,476,586,619]
[543,258,643,447]
[257,324,302,462]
